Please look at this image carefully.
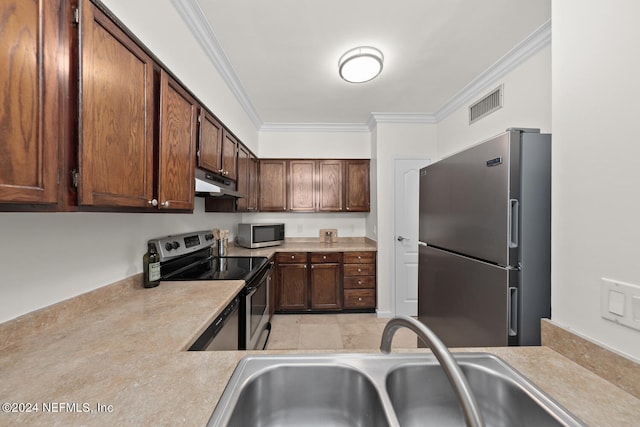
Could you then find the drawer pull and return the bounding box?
[323,255,327,260]
[358,280,362,285]
[358,297,362,301]
[291,255,295,259]
[358,268,362,272]
[358,256,362,259]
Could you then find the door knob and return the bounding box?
[397,236,408,242]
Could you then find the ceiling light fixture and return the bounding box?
[338,46,384,83]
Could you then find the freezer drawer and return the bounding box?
[417,245,518,347]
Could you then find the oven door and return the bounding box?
[243,262,273,350]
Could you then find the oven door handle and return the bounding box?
[246,261,274,293]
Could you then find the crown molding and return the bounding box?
[367,113,437,130]
[434,19,551,122]
[260,123,371,133]
[170,0,263,129]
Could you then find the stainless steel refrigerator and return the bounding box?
[417,128,551,347]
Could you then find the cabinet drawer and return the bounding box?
[344,290,376,309]
[344,264,376,276]
[344,251,375,264]
[343,276,375,289]
[310,252,342,263]
[276,252,308,264]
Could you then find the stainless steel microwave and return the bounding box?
[237,223,285,249]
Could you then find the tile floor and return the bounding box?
[266,313,418,351]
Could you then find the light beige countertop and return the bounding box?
[1,259,639,426]
[225,237,377,258]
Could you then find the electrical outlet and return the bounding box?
[601,278,640,331]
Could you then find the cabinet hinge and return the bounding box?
[72,7,79,26]
[71,169,79,189]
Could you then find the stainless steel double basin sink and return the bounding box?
[206,353,585,427]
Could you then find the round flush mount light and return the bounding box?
[338,46,384,83]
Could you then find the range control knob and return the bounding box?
[165,242,173,251]
[172,241,180,250]
[205,233,214,241]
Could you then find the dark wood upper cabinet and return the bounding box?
[197,109,223,174]
[289,160,316,212]
[318,160,344,212]
[221,130,238,181]
[248,155,259,211]
[157,70,197,211]
[259,159,287,212]
[78,0,155,208]
[345,160,370,212]
[236,144,250,211]
[258,159,370,213]
[0,0,62,206]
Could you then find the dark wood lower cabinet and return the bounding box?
[276,263,308,311]
[310,254,342,311]
[275,251,375,313]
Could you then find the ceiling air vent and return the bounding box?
[469,85,503,124]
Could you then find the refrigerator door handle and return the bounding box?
[509,199,520,248]
[418,241,428,247]
[508,287,518,336]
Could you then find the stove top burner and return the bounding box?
[167,256,269,282]
[148,230,270,284]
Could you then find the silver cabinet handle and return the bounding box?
[397,235,409,242]
[160,201,170,208]
[418,241,428,247]
[148,199,158,206]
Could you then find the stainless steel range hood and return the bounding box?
[195,169,246,198]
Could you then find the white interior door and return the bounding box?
[394,158,430,316]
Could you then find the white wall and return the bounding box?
[258,131,370,158]
[552,0,640,360]
[437,45,552,158]
[372,122,438,316]
[0,201,240,323]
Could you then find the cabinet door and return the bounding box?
[236,144,250,211]
[276,264,308,311]
[289,160,316,212]
[197,109,223,174]
[310,263,342,310]
[157,71,197,211]
[248,155,259,211]
[221,130,238,181]
[345,160,370,212]
[318,160,344,212]
[259,159,287,212]
[0,0,60,205]
[78,0,155,208]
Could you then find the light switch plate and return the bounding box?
[601,278,640,331]
[607,290,625,316]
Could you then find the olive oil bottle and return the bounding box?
[143,243,161,288]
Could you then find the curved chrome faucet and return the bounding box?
[380,316,485,427]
